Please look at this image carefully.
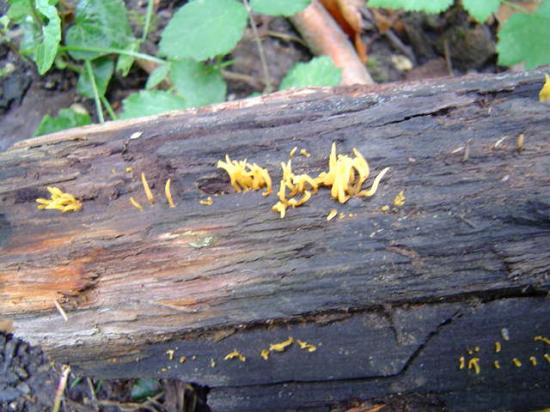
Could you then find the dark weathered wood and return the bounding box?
[1,71,549,411]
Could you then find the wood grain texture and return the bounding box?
[1,71,549,410]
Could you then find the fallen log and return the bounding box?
[1,71,549,411]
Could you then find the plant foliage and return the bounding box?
[33,108,91,136]
[279,56,342,90]
[250,0,312,16]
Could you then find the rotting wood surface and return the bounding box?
[1,71,549,411]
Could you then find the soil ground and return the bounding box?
[0,1,509,411]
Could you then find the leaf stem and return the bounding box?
[142,0,155,42]
[85,60,105,123]
[242,0,273,93]
[101,96,118,121]
[61,46,165,64]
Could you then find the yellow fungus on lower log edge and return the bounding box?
[393,190,406,207]
[544,354,550,363]
[36,186,82,213]
[297,340,317,352]
[534,335,550,345]
[512,358,522,367]
[179,356,187,364]
[327,209,338,221]
[381,205,390,213]
[165,179,176,208]
[539,73,550,102]
[129,197,143,211]
[530,356,538,366]
[141,172,155,204]
[495,341,501,353]
[224,350,246,362]
[260,349,270,360]
[459,356,465,370]
[494,360,500,369]
[289,147,298,158]
[166,349,175,361]
[200,197,213,206]
[269,337,294,352]
[468,357,480,374]
[300,148,311,158]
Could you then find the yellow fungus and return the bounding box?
[357,167,390,198]
[512,358,522,367]
[129,197,143,211]
[516,133,525,153]
[474,346,480,353]
[141,172,155,204]
[217,155,272,195]
[544,354,550,363]
[166,349,175,361]
[289,146,298,158]
[260,349,270,360]
[327,209,338,221]
[179,356,187,364]
[539,73,550,102]
[224,350,246,362]
[381,205,390,213]
[269,337,294,352]
[210,358,216,368]
[125,167,133,173]
[300,148,311,158]
[36,187,82,213]
[297,340,317,352]
[468,357,480,374]
[393,190,406,207]
[529,356,538,366]
[501,328,510,341]
[165,179,176,208]
[200,197,214,206]
[272,201,287,218]
[495,341,501,353]
[534,336,550,345]
[459,356,465,369]
[494,360,500,369]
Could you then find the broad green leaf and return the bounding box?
[7,0,33,21]
[462,0,501,22]
[279,56,341,90]
[34,0,61,74]
[367,0,453,13]
[116,39,140,76]
[120,90,187,119]
[497,0,550,69]
[159,0,247,61]
[33,108,91,136]
[77,57,114,98]
[65,0,135,61]
[146,63,171,89]
[170,59,226,107]
[130,379,160,401]
[250,0,311,16]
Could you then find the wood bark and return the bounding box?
[1,71,549,411]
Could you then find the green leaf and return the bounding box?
[130,378,160,401]
[33,108,91,136]
[34,0,61,74]
[65,0,135,61]
[77,57,114,98]
[120,90,187,119]
[159,0,247,61]
[367,0,453,13]
[250,0,311,16]
[146,63,171,89]
[497,0,550,69]
[279,56,341,90]
[116,39,140,76]
[170,59,226,107]
[7,0,33,21]
[462,0,501,22]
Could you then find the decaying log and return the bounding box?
[1,71,549,411]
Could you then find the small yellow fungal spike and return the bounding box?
[224,350,246,362]
[272,201,287,218]
[166,349,175,361]
[544,354,550,363]
[125,167,133,173]
[468,357,480,374]
[36,186,82,213]
[459,356,465,370]
[141,172,155,204]
[393,190,406,207]
[260,349,270,360]
[165,179,176,208]
[289,147,298,158]
[529,356,538,366]
[179,356,187,364]
[129,197,143,211]
[300,148,311,158]
[327,209,338,221]
[199,197,213,206]
[534,335,550,345]
[495,341,502,353]
[358,167,390,198]
[269,337,294,352]
[539,73,550,102]
[512,358,522,368]
[381,205,390,213]
[494,360,501,369]
[297,340,317,352]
